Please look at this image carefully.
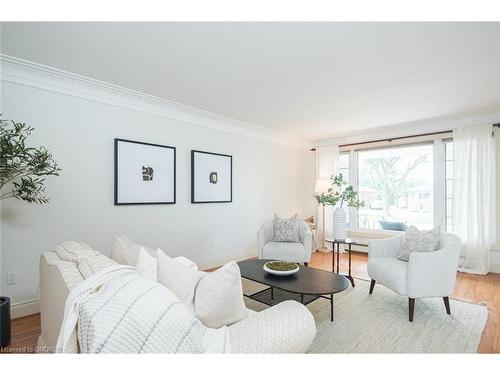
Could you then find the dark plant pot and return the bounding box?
[0,296,11,347]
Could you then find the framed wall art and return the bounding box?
[191,150,232,203]
[114,138,176,205]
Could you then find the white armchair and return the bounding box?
[257,219,313,265]
[367,232,461,322]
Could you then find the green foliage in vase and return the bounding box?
[0,118,61,204]
[314,173,365,209]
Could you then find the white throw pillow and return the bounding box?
[156,249,203,313]
[135,249,199,280]
[174,256,199,270]
[135,247,157,280]
[397,225,441,262]
[194,261,248,328]
[111,235,154,266]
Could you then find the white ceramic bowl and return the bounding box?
[263,261,299,276]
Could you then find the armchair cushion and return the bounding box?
[262,241,311,263]
[397,225,440,261]
[367,257,408,295]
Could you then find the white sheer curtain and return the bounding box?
[452,124,496,275]
[315,146,339,251]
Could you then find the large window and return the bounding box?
[335,138,453,233]
[357,143,434,230]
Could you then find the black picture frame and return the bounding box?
[114,138,176,205]
[191,150,232,204]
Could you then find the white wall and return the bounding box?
[0,81,304,305]
[302,148,317,221]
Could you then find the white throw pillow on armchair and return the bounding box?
[194,261,248,328]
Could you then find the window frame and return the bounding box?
[341,136,452,234]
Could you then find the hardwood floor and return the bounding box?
[1,313,40,354]
[2,251,499,353]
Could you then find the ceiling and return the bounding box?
[2,22,500,141]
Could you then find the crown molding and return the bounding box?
[311,107,500,148]
[0,54,301,147]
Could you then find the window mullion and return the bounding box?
[349,149,358,230]
[433,139,446,229]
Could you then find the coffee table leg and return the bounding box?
[330,294,334,321]
[301,294,304,304]
[271,287,274,300]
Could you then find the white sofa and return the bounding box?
[38,243,317,353]
[257,219,313,265]
[367,232,461,322]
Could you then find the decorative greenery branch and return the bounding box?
[0,118,61,204]
[314,173,365,209]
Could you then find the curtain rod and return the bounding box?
[309,123,500,151]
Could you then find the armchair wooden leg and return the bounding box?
[409,298,415,322]
[369,279,376,294]
[304,262,309,267]
[443,297,451,314]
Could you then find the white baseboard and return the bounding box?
[489,250,500,274]
[490,264,500,273]
[197,249,258,271]
[11,300,40,319]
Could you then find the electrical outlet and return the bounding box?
[7,271,16,285]
[209,240,216,249]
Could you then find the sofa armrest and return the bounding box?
[368,235,404,259]
[228,301,316,353]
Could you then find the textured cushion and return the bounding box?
[397,226,441,262]
[156,250,203,313]
[77,255,117,279]
[272,214,300,242]
[135,247,157,280]
[262,241,307,263]
[194,261,248,328]
[111,235,154,266]
[228,300,316,353]
[367,257,408,295]
[55,241,99,262]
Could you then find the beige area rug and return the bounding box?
[242,278,488,353]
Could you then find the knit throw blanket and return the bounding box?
[56,265,229,353]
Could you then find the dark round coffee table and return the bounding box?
[238,259,350,321]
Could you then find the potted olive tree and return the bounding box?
[0,118,60,347]
[315,174,364,240]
